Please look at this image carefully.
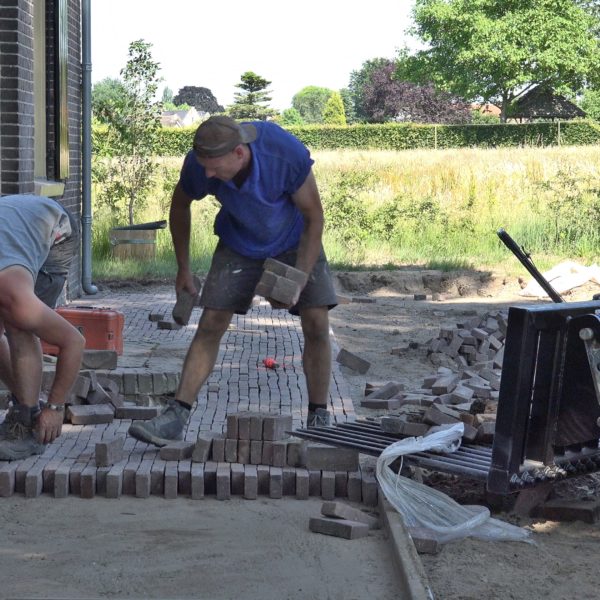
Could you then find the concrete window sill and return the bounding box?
[34,180,65,197]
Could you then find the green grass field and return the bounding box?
[91,145,600,280]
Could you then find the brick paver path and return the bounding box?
[0,288,372,501]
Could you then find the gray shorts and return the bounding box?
[200,242,338,315]
[35,206,79,308]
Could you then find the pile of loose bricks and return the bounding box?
[358,310,509,445]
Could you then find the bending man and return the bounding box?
[129,116,337,446]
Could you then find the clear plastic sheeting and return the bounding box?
[376,423,532,544]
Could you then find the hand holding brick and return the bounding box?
[255,258,308,306]
[172,275,202,325]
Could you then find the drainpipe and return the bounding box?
[80,0,97,294]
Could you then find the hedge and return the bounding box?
[92,120,600,157]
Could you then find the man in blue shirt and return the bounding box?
[129,116,338,446]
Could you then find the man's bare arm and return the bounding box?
[169,183,198,295]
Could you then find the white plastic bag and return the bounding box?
[376,423,531,544]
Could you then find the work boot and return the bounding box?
[0,403,45,461]
[128,397,190,447]
[307,407,332,428]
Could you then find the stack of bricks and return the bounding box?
[152,411,377,505]
[254,258,307,305]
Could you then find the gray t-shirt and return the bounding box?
[0,194,72,279]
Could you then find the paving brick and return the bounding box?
[336,348,371,374]
[308,470,321,497]
[249,413,264,440]
[243,464,258,499]
[0,462,17,497]
[270,276,301,305]
[150,462,166,496]
[271,440,288,467]
[25,465,44,498]
[282,467,296,496]
[106,465,124,498]
[409,527,443,554]
[286,440,305,467]
[54,463,72,498]
[226,413,239,439]
[380,417,429,437]
[72,375,91,400]
[365,381,405,400]
[160,441,195,461]
[135,461,152,498]
[533,499,600,524]
[172,275,201,325]
[230,462,245,495]
[361,470,378,507]
[95,436,125,467]
[211,435,226,462]
[248,440,261,465]
[321,501,380,529]
[348,471,362,502]
[304,444,359,472]
[256,464,270,495]
[203,461,217,495]
[148,313,164,322]
[269,466,283,498]
[86,384,113,405]
[263,258,308,285]
[67,404,114,425]
[178,460,192,495]
[361,398,402,410]
[334,471,348,498]
[164,463,178,499]
[192,433,218,463]
[157,320,182,330]
[237,439,250,464]
[115,404,159,420]
[80,466,97,498]
[81,349,118,370]
[309,517,369,540]
[321,470,335,500]
[225,438,238,462]
[262,414,292,441]
[261,441,273,465]
[191,463,205,499]
[296,468,309,499]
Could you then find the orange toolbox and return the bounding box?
[41,306,125,356]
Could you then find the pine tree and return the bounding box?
[227,71,277,120]
[322,92,347,125]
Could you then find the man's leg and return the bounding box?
[4,325,42,407]
[0,326,45,458]
[0,331,15,392]
[176,308,234,406]
[128,308,233,446]
[299,306,332,426]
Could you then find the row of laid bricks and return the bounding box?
[0,460,378,504]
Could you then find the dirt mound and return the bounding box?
[333,269,509,298]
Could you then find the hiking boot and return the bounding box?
[0,404,45,461]
[307,407,332,428]
[128,398,190,447]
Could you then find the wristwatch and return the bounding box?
[43,403,65,412]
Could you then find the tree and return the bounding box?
[278,107,305,126]
[361,60,471,124]
[292,86,334,124]
[580,88,600,120]
[174,86,224,113]
[405,0,600,121]
[348,58,391,122]
[339,88,357,124]
[93,40,162,225]
[227,71,277,120]
[162,86,174,105]
[91,77,127,124]
[322,91,347,125]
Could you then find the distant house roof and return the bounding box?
[471,102,501,117]
[510,87,586,120]
[160,107,206,128]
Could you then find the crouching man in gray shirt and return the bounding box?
[0,194,85,460]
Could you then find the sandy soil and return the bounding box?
[0,496,397,600]
[329,268,600,600]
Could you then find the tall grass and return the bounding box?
[91,146,600,280]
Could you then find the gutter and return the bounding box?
[80,0,97,295]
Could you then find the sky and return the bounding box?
[90,0,416,111]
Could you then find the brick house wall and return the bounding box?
[0,0,82,297]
